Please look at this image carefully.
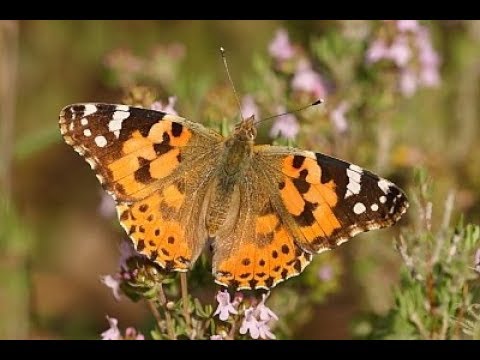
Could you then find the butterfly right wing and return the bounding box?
[59,103,223,270]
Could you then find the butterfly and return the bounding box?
[59,103,408,290]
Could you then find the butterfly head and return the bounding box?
[233,115,257,142]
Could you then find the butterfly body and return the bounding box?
[60,103,408,290]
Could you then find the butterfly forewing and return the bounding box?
[254,146,409,255]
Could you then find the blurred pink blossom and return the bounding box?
[98,192,116,218]
[330,101,349,134]
[239,308,261,339]
[125,327,145,340]
[268,29,295,61]
[389,35,411,67]
[151,96,178,115]
[210,335,224,340]
[213,290,238,321]
[396,20,420,32]
[100,275,122,301]
[256,294,278,322]
[318,265,334,281]
[101,316,122,340]
[291,61,326,99]
[241,95,260,120]
[270,108,299,140]
[366,39,389,64]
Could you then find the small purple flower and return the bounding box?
[101,316,122,340]
[291,61,326,99]
[257,321,276,340]
[150,96,178,115]
[396,20,420,33]
[213,290,238,321]
[416,27,441,87]
[388,35,411,67]
[270,107,299,140]
[210,335,224,340]
[125,327,145,340]
[241,95,260,120]
[118,240,139,271]
[100,274,122,301]
[98,192,116,218]
[268,28,295,62]
[329,101,349,135]
[366,39,389,64]
[239,308,261,339]
[255,294,278,322]
[317,265,334,281]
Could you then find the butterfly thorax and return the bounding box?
[204,117,256,237]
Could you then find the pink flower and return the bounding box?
[101,316,122,340]
[269,110,299,140]
[329,101,349,134]
[416,27,441,87]
[98,192,116,218]
[396,20,420,33]
[257,321,276,340]
[150,96,178,115]
[241,95,260,120]
[210,335,224,340]
[388,35,411,67]
[255,294,278,322]
[239,308,261,339]
[118,240,139,271]
[268,29,295,61]
[317,265,333,281]
[213,290,238,321]
[125,327,145,340]
[366,39,389,64]
[291,61,326,99]
[100,275,122,301]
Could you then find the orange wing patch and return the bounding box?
[214,206,312,290]
[116,183,192,271]
[279,155,342,252]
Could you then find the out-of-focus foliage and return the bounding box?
[1,20,480,339]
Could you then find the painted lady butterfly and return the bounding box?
[59,103,408,290]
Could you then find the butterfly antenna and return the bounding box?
[220,47,245,122]
[255,99,324,125]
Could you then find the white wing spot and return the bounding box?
[380,196,387,204]
[349,164,363,173]
[378,179,392,194]
[83,104,97,117]
[353,202,366,214]
[115,104,130,111]
[345,164,363,199]
[83,129,92,137]
[108,111,130,138]
[94,135,108,148]
[80,118,88,126]
[371,203,379,211]
[69,122,75,131]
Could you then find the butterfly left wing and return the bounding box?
[59,103,224,271]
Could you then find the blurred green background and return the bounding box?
[1,20,480,339]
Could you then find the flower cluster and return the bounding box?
[366,20,441,97]
[213,290,278,340]
[101,316,144,340]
